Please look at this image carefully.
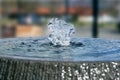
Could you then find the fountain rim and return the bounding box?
[0,37,120,62]
[0,55,120,63]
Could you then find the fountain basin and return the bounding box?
[0,37,120,61]
[0,37,120,80]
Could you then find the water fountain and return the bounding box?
[0,18,120,80]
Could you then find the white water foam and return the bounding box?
[48,18,75,46]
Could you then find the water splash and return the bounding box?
[48,18,75,46]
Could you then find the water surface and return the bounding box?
[0,37,120,61]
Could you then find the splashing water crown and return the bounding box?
[48,18,75,46]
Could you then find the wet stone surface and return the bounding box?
[0,58,120,80]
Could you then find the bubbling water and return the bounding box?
[48,18,75,46]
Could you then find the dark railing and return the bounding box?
[92,0,99,38]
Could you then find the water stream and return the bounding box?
[48,18,75,46]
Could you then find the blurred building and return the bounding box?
[1,0,118,17]
[0,0,120,39]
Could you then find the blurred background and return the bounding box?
[0,0,120,40]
